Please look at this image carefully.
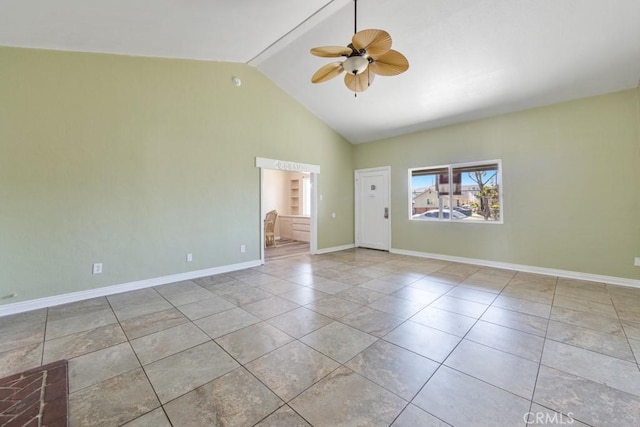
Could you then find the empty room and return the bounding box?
[1,1,639,426]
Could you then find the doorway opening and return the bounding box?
[256,157,320,264]
[263,169,310,260]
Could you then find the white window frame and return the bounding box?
[408,159,503,224]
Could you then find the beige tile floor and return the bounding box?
[1,249,640,426]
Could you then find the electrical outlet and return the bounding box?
[186,253,193,262]
[240,245,246,253]
[92,263,103,274]
[635,257,640,267]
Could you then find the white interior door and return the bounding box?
[355,167,390,251]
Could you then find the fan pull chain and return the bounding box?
[354,0,358,34]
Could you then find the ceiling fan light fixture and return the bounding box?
[309,0,408,92]
[342,56,369,75]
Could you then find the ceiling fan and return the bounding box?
[310,0,409,94]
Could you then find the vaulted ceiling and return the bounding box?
[2,0,639,143]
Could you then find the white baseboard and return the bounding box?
[0,259,262,317]
[390,248,640,289]
[5,247,637,317]
[315,244,356,255]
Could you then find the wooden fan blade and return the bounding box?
[344,71,375,92]
[311,62,344,83]
[352,29,392,57]
[310,46,352,57]
[369,49,409,76]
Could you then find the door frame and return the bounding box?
[256,157,320,264]
[354,166,391,251]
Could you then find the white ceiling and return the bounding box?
[2,0,639,143]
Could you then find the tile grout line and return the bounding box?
[104,294,172,426]
[388,270,557,425]
[527,276,597,427]
[526,275,556,425]
[378,269,505,425]
[607,285,640,371]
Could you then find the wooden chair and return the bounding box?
[264,210,278,248]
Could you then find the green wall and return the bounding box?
[354,88,640,280]
[0,47,354,304]
[2,46,638,306]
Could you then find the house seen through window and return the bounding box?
[410,160,502,222]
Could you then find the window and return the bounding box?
[409,160,502,223]
[302,176,311,216]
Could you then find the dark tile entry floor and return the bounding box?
[0,359,68,426]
